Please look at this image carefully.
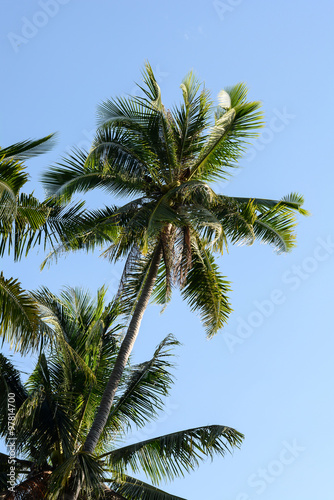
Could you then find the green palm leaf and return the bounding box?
[253,205,298,253]
[0,134,55,161]
[181,238,232,337]
[0,354,27,437]
[189,83,263,182]
[0,273,41,353]
[102,425,243,485]
[231,192,310,216]
[105,335,178,436]
[109,475,186,500]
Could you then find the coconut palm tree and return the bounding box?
[0,287,243,499]
[41,64,308,468]
[0,136,84,353]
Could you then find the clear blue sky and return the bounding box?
[1,1,334,498]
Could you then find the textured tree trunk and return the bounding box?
[68,244,163,500]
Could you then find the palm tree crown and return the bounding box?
[0,287,243,499]
[43,63,307,336]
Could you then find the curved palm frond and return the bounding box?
[0,135,55,161]
[231,192,310,216]
[102,425,243,485]
[253,204,298,253]
[109,474,186,500]
[104,335,178,437]
[180,237,232,337]
[189,83,263,182]
[0,158,28,196]
[42,147,152,202]
[0,273,41,353]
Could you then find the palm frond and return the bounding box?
[212,196,256,247]
[104,335,179,437]
[15,353,77,461]
[102,425,243,485]
[173,72,212,166]
[47,452,105,500]
[0,193,86,261]
[42,148,103,200]
[181,238,232,337]
[31,287,103,384]
[0,134,55,161]
[231,192,310,216]
[0,273,41,354]
[0,354,27,437]
[253,204,298,253]
[0,157,28,197]
[280,192,310,216]
[189,83,263,182]
[110,474,186,500]
[120,243,163,318]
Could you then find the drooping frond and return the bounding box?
[0,193,86,261]
[253,204,298,253]
[212,196,256,248]
[215,194,306,252]
[40,204,121,269]
[15,353,78,461]
[110,475,186,500]
[30,287,106,383]
[181,237,232,337]
[0,273,41,353]
[102,425,243,485]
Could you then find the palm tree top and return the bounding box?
[43,63,265,198]
[41,63,308,337]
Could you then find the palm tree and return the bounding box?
[0,136,84,353]
[0,287,243,499]
[41,63,308,463]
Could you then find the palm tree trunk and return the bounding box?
[68,244,163,500]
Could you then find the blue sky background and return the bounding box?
[1,0,334,498]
